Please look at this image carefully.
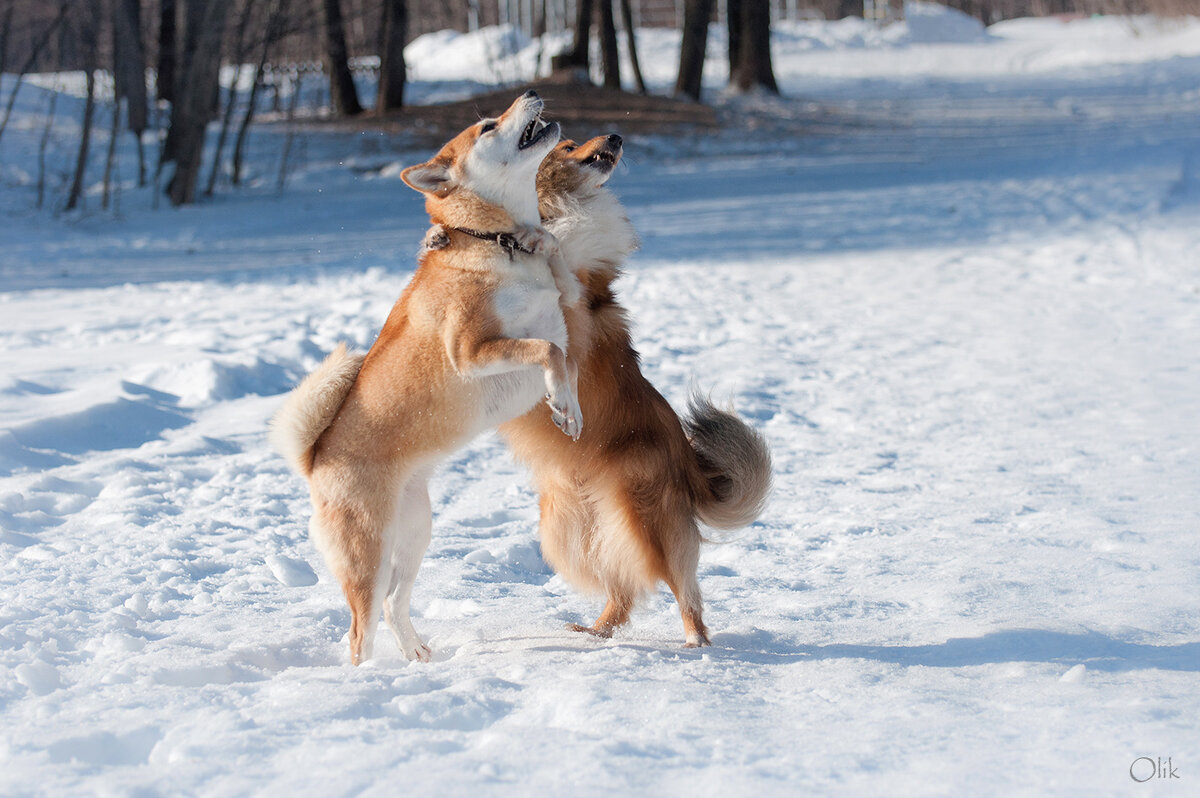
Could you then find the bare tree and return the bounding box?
[552,0,592,74]
[157,0,177,103]
[376,0,406,113]
[320,0,363,116]
[277,71,303,193]
[836,0,865,17]
[618,0,646,94]
[161,0,230,206]
[674,0,714,101]
[36,20,71,210]
[598,0,620,88]
[206,0,261,196]
[729,0,778,93]
[0,0,14,75]
[550,0,637,89]
[234,0,289,186]
[113,0,148,185]
[65,4,99,212]
[102,87,121,211]
[0,0,76,147]
[36,81,61,210]
[728,0,742,72]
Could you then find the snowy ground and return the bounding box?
[2,5,1199,795]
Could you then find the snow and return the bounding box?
[2,4,1200,795]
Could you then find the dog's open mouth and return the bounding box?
[518,116,555,150]
[583,148,619,170]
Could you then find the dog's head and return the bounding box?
[402,91,560,227]
[536,134,624,219]
[535,133,636,273]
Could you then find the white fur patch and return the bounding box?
[547,190,637,271]
[494,281,568,348]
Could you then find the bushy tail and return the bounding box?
[685,393,772,531]
[269,343,364,478]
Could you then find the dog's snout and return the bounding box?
[522,90,540,102]
[606,134,623,149]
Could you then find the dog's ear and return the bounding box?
[401,160,454,195]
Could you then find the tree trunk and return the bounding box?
[113,0,148,185]
[157,0,177,103]
[727,0,742,75]
[232,62,264,187]
[729,0,778,94]
[162,0,229,206]
[66,12,99,213]
[321,0,363,116]
[277,72,303,193]
[204,0,259,196]
[205,63,244,196]
[233,0,287,187]
[0,1,14,75]
[618,0,645,94]
[37,74,65,210]
[836,0,864,18]
[598,0,620,89]
[0,0,75,147]
[551,0,591,73]
[102,98,121,211]
[376,0,406,113]
[674,0,713,101]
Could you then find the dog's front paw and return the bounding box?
[423,224,450,251]
[545,391,583,440]
[514,224,559,258]
[551,258,583,307]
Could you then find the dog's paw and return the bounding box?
[404,641,432,663]
[566,622,613,638]
[551,259,583,307]
[422,224,450,251]
[514,224,559,257]
[546,391,583,440]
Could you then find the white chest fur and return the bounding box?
[492,259,568,350]
[471,255,568,430]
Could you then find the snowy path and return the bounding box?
[3,10,1200,796]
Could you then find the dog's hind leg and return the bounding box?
[343,574,382,665]
[569,591,634,638]
[382,473,433,662]
[663,523,710,648]
[567,485,667,640]
[312,502,385,666]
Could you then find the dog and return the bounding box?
[269,91,582,665]
[497,135,773,646]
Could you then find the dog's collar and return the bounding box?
[448,226,534,259]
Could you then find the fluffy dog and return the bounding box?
[499,135,773,646]
[270,92,581,664]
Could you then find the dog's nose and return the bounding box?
[523,90,540,101]
[607,134,622,148]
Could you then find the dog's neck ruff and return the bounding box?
[448,226,534,259]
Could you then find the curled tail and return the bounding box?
[269,343,364,478]
[685,393,772,531]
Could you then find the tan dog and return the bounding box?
[270,92,581,665]
[500,135,773,646]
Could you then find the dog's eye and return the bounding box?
[562,145,576,153]
[480,120,497,133]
